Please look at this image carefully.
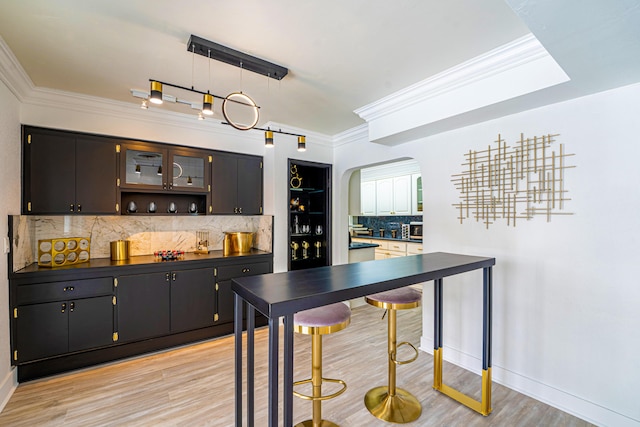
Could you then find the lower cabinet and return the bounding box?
[170,268,215,333]
[10,254,272,381]
[216,260,271,324]
[116,272,171,343]
[116,267,215,342]
[14,278,115,363]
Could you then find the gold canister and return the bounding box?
[110,240,130,260]
[223,232,254,255]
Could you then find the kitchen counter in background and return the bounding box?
[351,236,423,259]
[353,235,422,243]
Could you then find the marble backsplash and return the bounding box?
[11,215,273,273]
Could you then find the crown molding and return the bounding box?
[332,124,369,147]
[0,36,34,101]
[354,34,553,122]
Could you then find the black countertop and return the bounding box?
[348,242,379,250]
[352,236,423,243]
[12,248,272,278]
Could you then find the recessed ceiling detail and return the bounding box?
[356,35,570,146]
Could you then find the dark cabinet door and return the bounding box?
[16,302,68,362]
[23,127,119,215]
[116,272,170,342]
[170,268,215,333]
[211,152,263,215]
[216,280,234,324]
[237,155,263,215]
[216,261,271,324]
[68,296,115,352]
[211,152,238,214]
[24,130,76,214]
[75,136,118,214]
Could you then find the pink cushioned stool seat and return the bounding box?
[366,287,421,310]
[294,302,351,335]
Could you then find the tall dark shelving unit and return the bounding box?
[288,159,332,271]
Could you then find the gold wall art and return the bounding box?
[451,133,574,228]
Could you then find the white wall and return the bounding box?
[333,83,640,426]
[0,80,21,409]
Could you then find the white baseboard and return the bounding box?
[0,367,17,413]
[419,336,640,427]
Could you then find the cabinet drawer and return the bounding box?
[406,243,423,255]
[217,261,271,280]
[377,241,407,252]
[17,277,113,305]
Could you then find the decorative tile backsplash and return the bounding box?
[11,215,273,272]
[352,215,422,238]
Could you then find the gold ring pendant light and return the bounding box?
[222,92,259,131]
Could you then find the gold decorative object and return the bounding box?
[451,133,575,228]
[195,230,209,254]
[291,241,300,260]
[38,237,90,267]
[301,241,310,259]
[314,241,322,258]
[290,164,302,188]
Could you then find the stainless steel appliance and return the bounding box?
[409,222,423,240]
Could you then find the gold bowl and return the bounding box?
[223,232,254,255]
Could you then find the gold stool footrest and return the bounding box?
[293,378,347,401]
[391,341,419,365]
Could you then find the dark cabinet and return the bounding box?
[119,142,211,193]
[216,261,271,324]
[22,127,118,215]
[170,268,216,333]
[119,142,211,215]
[116,268,215,341]
[211,152,263,215]
[288,159,332,271]
[13,277,115,363]
[116,272,171,342]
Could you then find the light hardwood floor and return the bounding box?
[0,304,593,426]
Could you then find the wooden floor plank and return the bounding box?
[0,305,593,426]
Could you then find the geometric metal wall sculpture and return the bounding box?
[451,133,574,228]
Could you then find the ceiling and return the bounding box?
[1,1,639,140]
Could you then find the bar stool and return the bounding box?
[364,287,422,423]
[293,302,351,427]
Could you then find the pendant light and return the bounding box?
[297,136,306,152]
[157,165,163,176]
[135,164,141,174]
[265,130,274,147]
[150,81,163,104]
[202,93,213,115]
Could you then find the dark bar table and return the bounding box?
[232,252,495,426]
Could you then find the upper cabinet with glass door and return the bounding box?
[120,142,211,193]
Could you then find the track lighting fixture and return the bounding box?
[131,35,307,150]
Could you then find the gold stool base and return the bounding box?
[364,386,422,423]
[295,420,339,427]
